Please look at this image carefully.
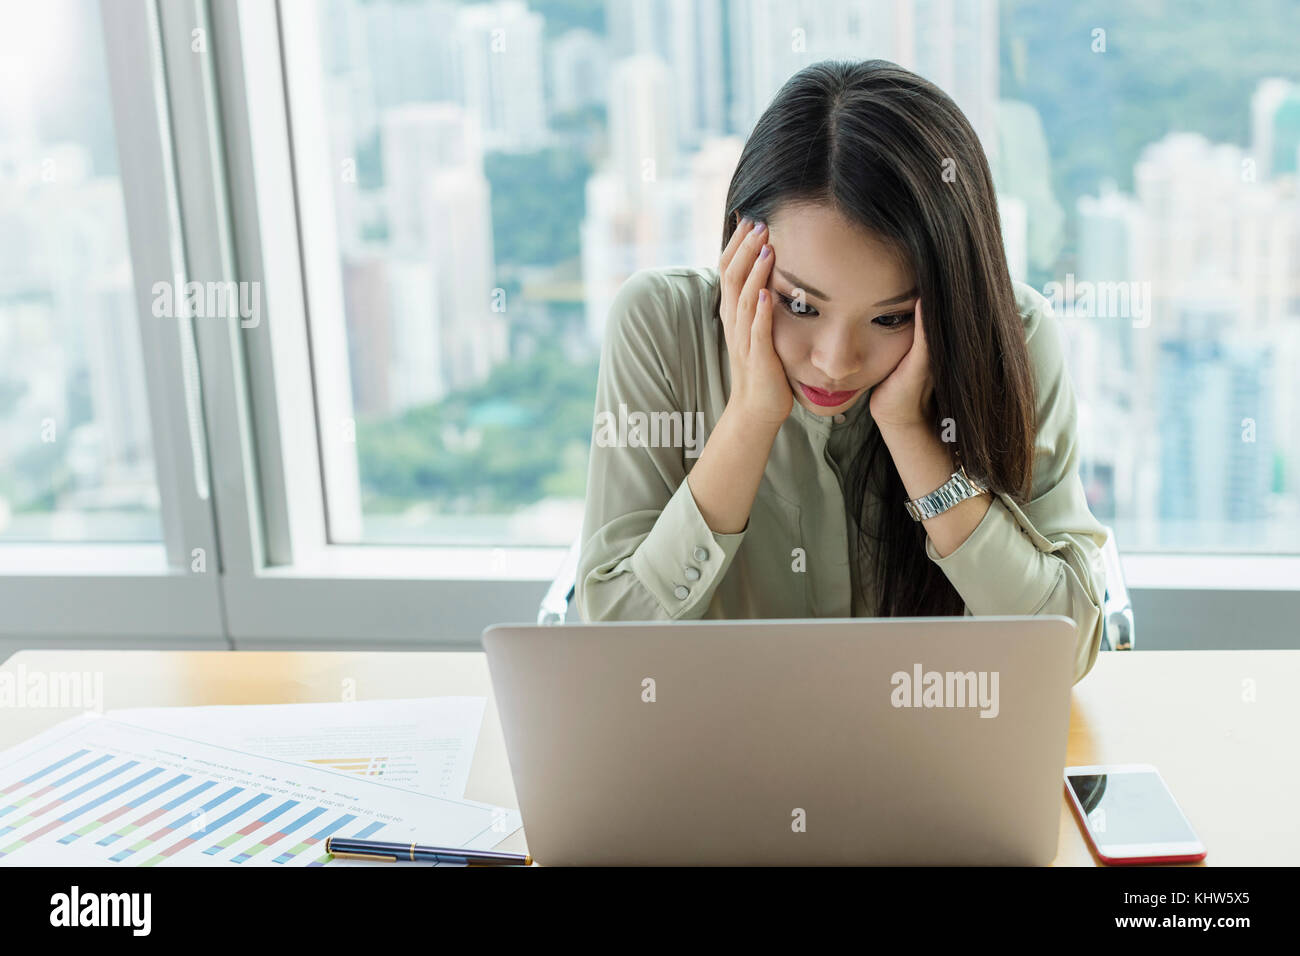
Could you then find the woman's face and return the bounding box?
[757,202,918,417]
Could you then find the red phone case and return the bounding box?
[1064,783,1207,865]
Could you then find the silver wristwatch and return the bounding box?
[904,464,988,521]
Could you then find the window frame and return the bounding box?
[200,0,563,648]
[0,0,226,653]
[2,0,1296,658]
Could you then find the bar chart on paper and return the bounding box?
[0,715,520,867]
[106,698,487,796]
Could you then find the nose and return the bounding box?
[810,326,863,384]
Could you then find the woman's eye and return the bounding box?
[776,292,818,318]
[875,311,914,329]
[774,294,913,328]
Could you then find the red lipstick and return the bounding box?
[798,382,860,407]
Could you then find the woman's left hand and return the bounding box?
[868,297,935,431]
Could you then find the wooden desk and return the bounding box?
[2,649,1295,865]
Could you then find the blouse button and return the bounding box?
[684,566,701,581]
[693,547,709,561]
[673,585,690,600]
[833,413,846,423]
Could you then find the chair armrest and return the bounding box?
[537,535,582,625]
[1099,525,1135,650]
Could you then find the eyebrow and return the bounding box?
[774,269,917,307]
[873,287,919,307]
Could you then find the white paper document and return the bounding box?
[107,697,487,798]
[0,702,521,867]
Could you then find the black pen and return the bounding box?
[324,836,531,865]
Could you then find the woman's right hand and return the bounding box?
[719,215,795,427]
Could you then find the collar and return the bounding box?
[788,384,873,435]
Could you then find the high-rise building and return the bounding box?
[1157,299,1274,544]
[606,54,677,204]
[606,0,727,146]
[382,102,485,254]
[582,70,740,343]
[689,136,745,267]
[354,0,462,118]
[379,103,506,404]
[726,0,998,153]
[994,100,1065,274]
[549,28,610,116]
[341,252,392,416]
[425,163,508,389]
[387,256,446,410]
[456,0,549,152]
[1077,180,1144,371]
[1134,132,1297,334]
[1251,77,1300,181]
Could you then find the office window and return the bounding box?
[282,0,602,547]
[0,0,161,542]
[278,0,1298,554]
[998,0,1300,551]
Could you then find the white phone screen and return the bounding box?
[1066,770,1196,846]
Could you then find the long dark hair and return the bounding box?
[720,59,1037,617]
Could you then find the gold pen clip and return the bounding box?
[325,837,400,863]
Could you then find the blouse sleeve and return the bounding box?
[575,269,747,621]
[923,286,1110,685]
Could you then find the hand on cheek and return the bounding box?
[868,298,933,430]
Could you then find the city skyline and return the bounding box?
[1,0,1297,553]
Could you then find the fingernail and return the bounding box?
[753,221,767,234]
[759,244,770,258]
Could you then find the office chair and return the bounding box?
[537,534,583,626]
[1097,526,1134,650]
[538,526,1135,651]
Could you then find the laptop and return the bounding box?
[482,615,1077,866]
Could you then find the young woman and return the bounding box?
[576,59,1109,684]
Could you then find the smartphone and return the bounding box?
[1064,763,1206,865]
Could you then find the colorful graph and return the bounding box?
[0,747,395,866]
[61,772,190,845]
[0,714,519,867]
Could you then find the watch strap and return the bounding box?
[904,464,988,521]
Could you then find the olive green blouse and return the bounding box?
[576,266,1109,684]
